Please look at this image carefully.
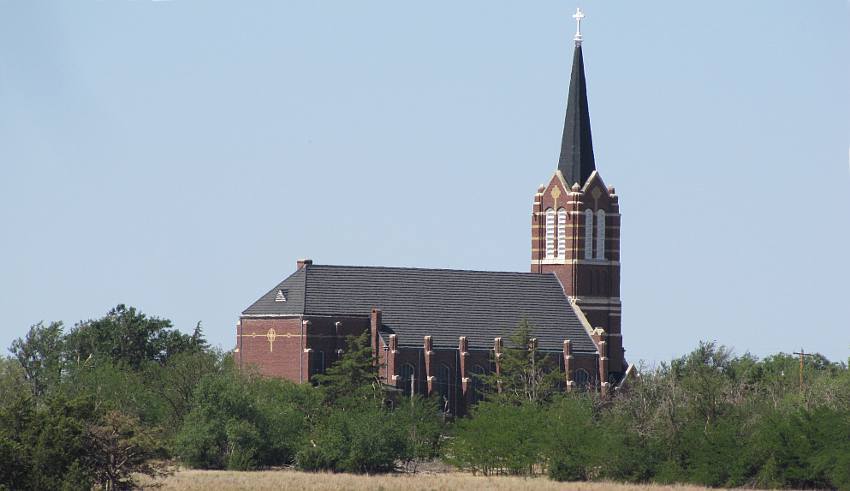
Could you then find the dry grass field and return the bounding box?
[142,469,715,491]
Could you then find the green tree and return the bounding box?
[64,304,201,370]
[62,359,168,426]
[393,396,444,472]
[296,407,407,474]
[174,366,316,470]
[84,410,170,490]
[144,349,220,430]
[312,331,381,408]
[297,331,437,474]
[0,394,97,490]
[482,319,561,404]
[546,395,604,481]
[0,364,33,488]
[10,321,65,399]
[670,341,735,426]
[446,401,548,476]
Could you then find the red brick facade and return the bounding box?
[236,314,370,382]
[530,169,625,382]
[374,337,602,415]
[237,161,629,412]
[237,307,608,415]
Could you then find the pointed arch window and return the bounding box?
[556,208,567,259]
[595,209,606,260]
[310,351,325,378]
[437,363,453,411]
[575,368,591,389]
[400,363,416,396]
[471,365,487,403]
[584,209,593,260]
[545,208,555,259]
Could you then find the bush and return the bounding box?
[296,407,408,473]
[446,401,548,476]
[394,396,444,470]
[174,368,315,470]
[0,394,96,490]
[546,396,601,481]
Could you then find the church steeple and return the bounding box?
[531,8,625,385]
[557,8,595,187]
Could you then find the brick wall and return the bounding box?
[381,336,603,415]
[237,317,305,381]
[530,169,626,380]
[303,315,370,380]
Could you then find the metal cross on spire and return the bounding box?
[573,7,585,45]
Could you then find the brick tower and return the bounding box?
[531,19,625,380]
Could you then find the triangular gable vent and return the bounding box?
[274,289,287,302]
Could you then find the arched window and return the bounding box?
[595,209,606,260]
[310,351,325,378]
[437,364,453,411]
[584,209,593,259]
[575,368,590,389]
[471,364,487,402]
[545,208,555,259]
[556,208,567,259]
[400,363,415,396]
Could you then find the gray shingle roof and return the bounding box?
[242,264,596,353]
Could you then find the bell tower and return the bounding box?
[531,9,624,378]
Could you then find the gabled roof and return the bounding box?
[242,264,596,353]
[244,266,307,316]
[557,44,596,187]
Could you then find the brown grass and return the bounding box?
[142,468,715,491]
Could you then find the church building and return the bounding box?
[236,10,628,414]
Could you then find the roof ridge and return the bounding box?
[308,264,556,276]
[301,264,310,313]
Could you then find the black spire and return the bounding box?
[557,44,596,186]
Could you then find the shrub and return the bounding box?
[174,368,315,470]
[296,408,407,474]
[446,401,548,476]
[546,396,600,481]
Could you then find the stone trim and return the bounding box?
[568,296,597,338]
[530,259,621,266]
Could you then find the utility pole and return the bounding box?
[792,348,815,391]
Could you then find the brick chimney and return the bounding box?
[296,258,313,270]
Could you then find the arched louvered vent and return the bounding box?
[584,209,593,260]
[545,208,556,259]
[556,208,567,259]
[595,209,606,260]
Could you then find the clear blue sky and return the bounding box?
[1,1,848,365]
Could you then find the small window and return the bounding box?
[275,289,287,302]
[471,364,487,402]
[545,208,555,259]
[584,209,593,259]
[437,364,453,408]
[311,351,325,377]
[595,210,606,260]
[400,363,415,395]
[575,368,590,388]
[556,208,567,259]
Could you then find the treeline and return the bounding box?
[1,306,849,490]
[449,325,850,490]
[0,306,441,489]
